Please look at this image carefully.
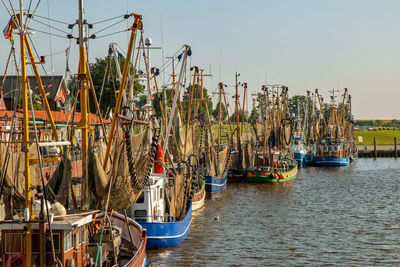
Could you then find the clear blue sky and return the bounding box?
[1,0,399,119]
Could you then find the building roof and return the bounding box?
[0,110,110,124]
[0,75,65,100]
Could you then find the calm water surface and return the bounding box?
[147,159,400,266]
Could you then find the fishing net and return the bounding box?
[45,150,72,207]
[88,127,151,211]
[218,147,229,175]
[169,174,186,221]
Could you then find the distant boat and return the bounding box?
[245,156,298,183]
[192,180,206,211]
[313,88,354,167]
[314,141,350,166]
[205,174,227,193]
[290,136,308,166]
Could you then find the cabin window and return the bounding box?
[160,188,163,200]
[134,210,147,222]
[64,231,72,251]
[47,233,60,253]
[30,233,60,253]
[137,191,144,203]
[4,233,22,253]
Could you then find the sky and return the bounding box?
[1,0,399,119]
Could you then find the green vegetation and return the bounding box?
[354,130,400,145]
[355,119,400,128]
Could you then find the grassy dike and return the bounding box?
[354,130,400,145]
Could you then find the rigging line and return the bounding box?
[24,0,33,26]
[90,18,126,36]
[2,0,20,29]
[27,34,48,76]
[26,0,42,26]
[30,17,71,35]
[28,27,68,39]
[47,0,54,72]
[95,29,129,39]
[31,13,69,25]
[91,14,124,25]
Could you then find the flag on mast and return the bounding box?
[3,18,13,42]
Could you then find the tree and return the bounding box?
[248,105,259,123]
[181,84,213,123]
[212,101,227,122]
[88,56,143,116]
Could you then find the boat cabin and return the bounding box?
[0,212,94,266]
[127,174,167,223]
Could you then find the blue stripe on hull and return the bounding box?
[314,156,350,166]
[139,201,192,249]
[205,175,227,193]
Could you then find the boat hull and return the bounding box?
[293,152,306,166]
[192,181,206,211]
[139,201,192,249]
[98,212,147,267]
[245,166,298,183]
[227,169,245,182]
[205,175,227,193]
[314,156,350,166]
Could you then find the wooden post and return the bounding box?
[395,137,397,159]
[374,137,377,159]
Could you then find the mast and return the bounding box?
[77,0,90,208]
[235,72,240,151]
[218,82,223,146]
[241,83,247,135]
[19,0,32,264]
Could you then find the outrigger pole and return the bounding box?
[103,13,143,171]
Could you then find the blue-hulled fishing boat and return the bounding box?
[205,174,227,193]
[127,174,193,249]
[313,88,355,167]
[140,201,192,249]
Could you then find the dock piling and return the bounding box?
[395,137,397,159]
[374,137,377,159]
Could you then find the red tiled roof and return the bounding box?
[0,110,110,124]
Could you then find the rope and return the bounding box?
[28,28,69,39]
[92,15,125,25]
[94,29,129,39]
[30,18,71,35]
[91,18,126,36]
[30,13,69,25]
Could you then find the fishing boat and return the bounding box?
[246,153,298,183]
[127,173,192,249]
[0,3,148,266]
[313,88,353,167]
[198,79,230,194]
[246,85,298,182]
[228,74,251,182]
[192,179,206,211]
[126,45,195,249]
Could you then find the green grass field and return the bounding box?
[354,130,400,145]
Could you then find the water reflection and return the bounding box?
[148,159,400,266]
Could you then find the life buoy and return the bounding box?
[6,253,24,267]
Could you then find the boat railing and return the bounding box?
[129,215,175,223]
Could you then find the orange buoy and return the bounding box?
[279,173,284,179]
[154,144,164,174]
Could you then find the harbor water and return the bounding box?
[147,158,400,266]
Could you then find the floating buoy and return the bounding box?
[279,174,284,179]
